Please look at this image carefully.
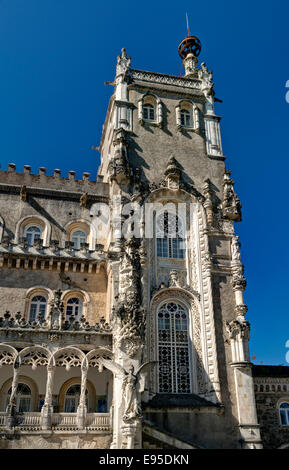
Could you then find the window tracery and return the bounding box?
[157,302,191,394]
[156,212,185,259]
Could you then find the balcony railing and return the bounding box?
[0,412,111,432]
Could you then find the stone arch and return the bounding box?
[19,345,52,369]
[86,347,113,369]
[276,396,289,426]
[61,289,90,321]
[14,214,52,247]
[50,346,86,370]
[138,92,163,127]
[176,99,200,130]
[24,286,53,321]
[63,219,96,250]
[0,343,18,366]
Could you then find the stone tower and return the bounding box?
[98,35,262,449]
[0,34,265,449]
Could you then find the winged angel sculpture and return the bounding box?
[98,358,157,423]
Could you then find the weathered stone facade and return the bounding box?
[0,35,286,449]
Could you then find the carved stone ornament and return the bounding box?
[108,129,130,181]
[232,272,247,291]
[198,62,214,104]
[226,317,250,341]
[148,156,204,200]
[113,237,146,357]
[116,48,131,78]
[97,359,156,425]
[222,170,242,222]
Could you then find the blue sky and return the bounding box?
[0,0,288,364]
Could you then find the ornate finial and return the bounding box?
[116,48,131,77]
[178,33,201,77]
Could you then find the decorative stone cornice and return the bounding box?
[129,69,202,91]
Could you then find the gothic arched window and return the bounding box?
[65,297,83,320]
[29,295,47,322]
[25,226,42,246]
[7,383,32,412]
[157,302,192,394]
[64,384,88,412]
[71,230,87,249]
[143,103,155,122]
[279,402,289,426]
[156,212,186,259]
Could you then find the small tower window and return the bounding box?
[25,226,42,246]
[66,297,83,320]
[71,230,87,249]
[279,402,289,426]
[143,104,155,122]
[29,295,47,322]
[180,110,191,127]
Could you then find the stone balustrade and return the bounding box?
[0,412,111,432]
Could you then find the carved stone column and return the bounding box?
[77,364,88,429]
[6,357,20,428]
[226,319,262,448]
[41,364,55,430]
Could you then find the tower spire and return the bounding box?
[178,25,201,77]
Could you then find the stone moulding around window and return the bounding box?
[175,101,200,133]
[138,93,163,128]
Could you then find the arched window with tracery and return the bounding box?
[64,384,88,412]
[29,295,47,322]
[280,402,289,426]
[7,383,32,412]
[157,302,192,394]
[156,212,186,259]
[65,297,83,320]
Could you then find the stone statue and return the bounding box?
[231,236,241,261]
[97,359,157,423]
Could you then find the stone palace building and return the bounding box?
[0,34,288,449]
